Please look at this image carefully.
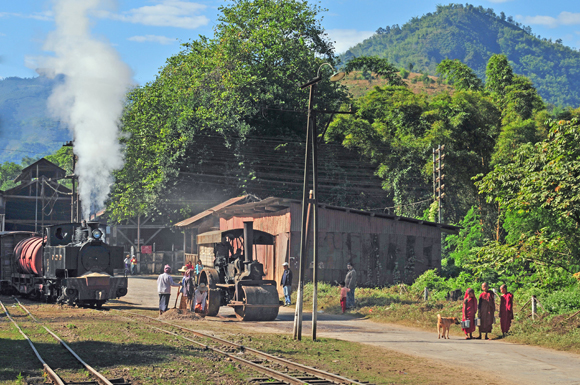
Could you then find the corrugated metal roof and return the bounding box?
[174,195,252,229]
[216,196,461,234]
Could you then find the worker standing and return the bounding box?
[157,265,180,315]
[345,262,357,309]
[280,262,293,306]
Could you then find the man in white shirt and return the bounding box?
[157,265,180,315]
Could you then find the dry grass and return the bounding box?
[1,296,514,385]
[342,71,454,98]
[0,299,252,385]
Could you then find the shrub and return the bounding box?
[400,68,410,79]
[540,285,580,315]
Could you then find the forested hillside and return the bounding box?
[341,3,580,107]
[0,76,70,164]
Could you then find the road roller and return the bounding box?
[197,222,280,321]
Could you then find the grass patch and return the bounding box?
[2,296,513,385]
[0,299,254,385]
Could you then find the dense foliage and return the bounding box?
[108,0,386,222]
[341,3,580,107]
[327,49,580,290]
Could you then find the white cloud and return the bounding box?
[0,11,52,21]
[326,29,374,54]
[128,35,176,45]
[518,12,580,28]
[99,0,208,29]
[559,12,580,25]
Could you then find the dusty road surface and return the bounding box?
[111,276,580,385]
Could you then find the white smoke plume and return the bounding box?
[38,0,132,219]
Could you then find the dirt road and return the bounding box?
[114,276,580,385]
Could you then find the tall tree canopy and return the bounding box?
[476,115,580,285]
[108,0,382,222]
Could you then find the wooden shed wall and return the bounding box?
[220,203,442,295]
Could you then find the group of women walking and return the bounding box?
[462,282,514,339]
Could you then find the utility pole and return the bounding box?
[433,145,445,223]
[292,63,346,341]
[293,82,315,342]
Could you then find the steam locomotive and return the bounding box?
[0,222,128,308]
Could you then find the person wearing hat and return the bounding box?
[193,283,208,313]
[280,262,293,306]
[157,265,181,315]
[177,266,192,310]
[345,262,357,309]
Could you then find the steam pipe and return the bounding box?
[243,221,254,267]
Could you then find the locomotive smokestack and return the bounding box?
[243,221,253,266]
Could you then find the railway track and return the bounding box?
[116,310,372,385]
[1,298,130,385]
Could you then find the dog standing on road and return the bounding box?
[437,314,460,339]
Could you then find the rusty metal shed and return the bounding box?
[174,195,260,263]
[214,197,459,294]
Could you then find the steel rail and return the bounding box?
[13,297,115,385]
[111,312,307,385]
[122,310,367,385]
[0,300,66,385]
[150,325,308,385]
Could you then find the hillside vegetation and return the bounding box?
[343,70,453,98]
[341,3,580,107]
[0,76,70,164]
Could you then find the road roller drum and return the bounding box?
[233,283,280,321]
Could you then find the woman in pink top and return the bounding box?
[339,282,350,313]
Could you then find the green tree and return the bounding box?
[108,0,350,222]
[0,161,22,190]
[344,57,405,86]
[327,84,500,222]
[326,85,429,217]
[476,118,580,284]
[436,59,483,91]
[485,54,513,97]
[45,146,74,175]
[424,91,501,222]
[443,206,485,276]
[501,75,544,123]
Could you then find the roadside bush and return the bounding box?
[540,285,580,315]
[410,269,451,300]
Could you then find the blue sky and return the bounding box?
[1,0,580,85]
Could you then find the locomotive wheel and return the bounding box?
[199,268,221,317]
[234,284,280,321]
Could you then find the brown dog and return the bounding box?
[437,314,460,339]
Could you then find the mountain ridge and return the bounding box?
[0,75,70,164]
[340,3,580,107]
